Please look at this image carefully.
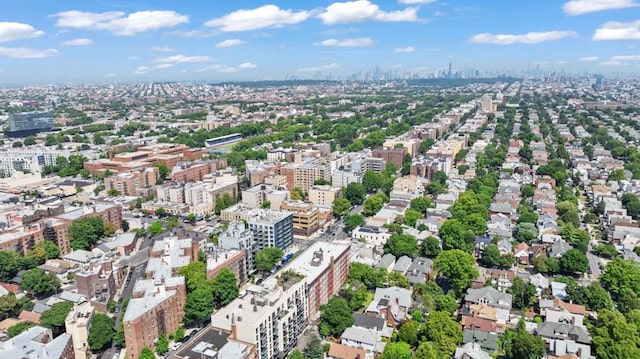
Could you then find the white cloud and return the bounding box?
[155,63,174,69]
[0,47,58,58]
[0,22,45,43]
[394,46,415,53]
[593,20,640,40]
[205,5,309,32]
[195,62,257,73]
[398,0,437,3]
[216,39,246,48]
[133,62,176,74]
[52,10,188,36]
[154,54,210,64]
[151,46,175,52]
[314,37,373,46]
[134,66,151,74]
[319,0,418,24]
[611,54,640,61]
[563,0,638,15]
[128,56,139,60]
[296,63,340,72]
[61,38,92,46]
[470,31,577,44]
[601,60,625,66]
[579,56,599,61]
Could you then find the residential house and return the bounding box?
[453,342,493,359]
[327,343,367,359]
[540,298,587,328]
[535,322,592,359]
[365,287,412,326]
[549,239,572,258]
[462,330,498,353]
[375,253,396,273]
[392,256,412,275]
[529,273,549,297]
[405,257,433,285]
[488,269,515,292]
[465,286,513,311]
[513,242,530,264]
[496,239,513,256]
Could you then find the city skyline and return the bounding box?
[1,0,640,84]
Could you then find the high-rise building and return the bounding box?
[7,111,54,137]
[65,302,94,359]
[218,221,257,272]
[221,205,294,252]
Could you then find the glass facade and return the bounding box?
[8,112,53,132]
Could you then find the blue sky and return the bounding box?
[1,0,640,83]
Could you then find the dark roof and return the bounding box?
[174,327,231,359]
[353,313,385,331]
[462,329,498,351]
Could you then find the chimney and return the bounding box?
[231,313,237,340]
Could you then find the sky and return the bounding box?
[1,0,640,84]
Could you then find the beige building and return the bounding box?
[104,167,158,196]
[280,158,331,193]
[281,201,320,237]
[65,302,95,359]
[308,185,341,208]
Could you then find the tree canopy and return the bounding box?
[88,313,115,352]
[255,247,284,272]
[40,301,74,337]
[20,268,61,296]
[319,297,354,338]
[434,250,479,297]
[68,216,105,250]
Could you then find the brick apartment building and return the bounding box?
[373,147,407,168]
[281,201,320,237]
[104,167,159,196]
[74,261,117,312]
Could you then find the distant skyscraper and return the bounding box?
[7,111,53,137]
[448,62,452,79]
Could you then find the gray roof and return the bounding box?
[454,342,493,359]
[341,326,378,346]
[462,329,498,352]
[392,256,412,273]
[0,326,72,358]
[536,322,592,344]
[405,257,433,285]
[353,313,385,331]
[549,239,572,258]
[376,253,396,269]
[465,286,513,310]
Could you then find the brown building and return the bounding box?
[104,167,159,196]
[280,159,331,193]
[281,201,320,237]
[75,261,117,312]
[123,278,186,359]
[206,248,247,286]
[171,161,216,182]
[0,224,45,256]
[373,147,407,168]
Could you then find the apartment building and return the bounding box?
[281,201,320,237]
[74,261,117,312]
[242,184,289,210]
[220,205,294,252]
[146,236,192,279]
[206,246,247,286]
[210,276,307,359]
[0,326,74,359]
[288,241,350,320]
[65,302,94,359]
[218,221,257,272]
[104,167,158,196]
[280,158,331,193]
[0,148,70,177]
[308,185,341,208]
[373,147,407,168]
[245,160,279,187]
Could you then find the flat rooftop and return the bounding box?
[284,241,350,285]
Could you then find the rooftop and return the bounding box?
[0,326,71,358]
[284,241,350,285]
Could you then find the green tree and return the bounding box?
[608,169,627,181]
[592,310,640,359]
[139,347,155,359]
[435,294,459,315]
[344,214,366,232]
[421,236,441,257]
[211,268,239,308]
[7,321,36,337]
[410,197,433,214]
[381,342,412,359]
[183,288,214,326]
[560,248,589,274]
[290,187,305,201]
[215,193,236,214]
[363,194,385,216]
[385,233,418,258]
[388,271,410,289]
[289,349,305,359]
[434,250,479,297]
[20,268,61,296]
[520,185,535,198]
[153,163,170,180]
[348,262,387,290]
[423,311,462,357]
[186,213,197,223]
[397,319,419,346]
[509,277,537,309]
[601,258,640,303]
[344,182,366,205]
[514,222,537,243]
[481,244,501,267]
[505,321,546,359]
[114,322,125,347]
[178,261,209,292]
[0,251,23,281]
[107,189,121,196]
[319,297,354,338]
[148,221,164,236]
[594,244,618,259]
[68,217,105,250]
[332,197,352,217]
[155,207,167,217]
[88,313,115,352]
[404,209,423,227]
[461,213,488,235]
[362,170,383,193]
[155,335,169,355]
[33,240,61,260]
[414,342,440,359]
[305,336,324,359]
[255,247,284,273]
[40,301,74,337]
[439,219,473,253]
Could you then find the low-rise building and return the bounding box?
[0,326,74,359]
[64,302,94,359]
